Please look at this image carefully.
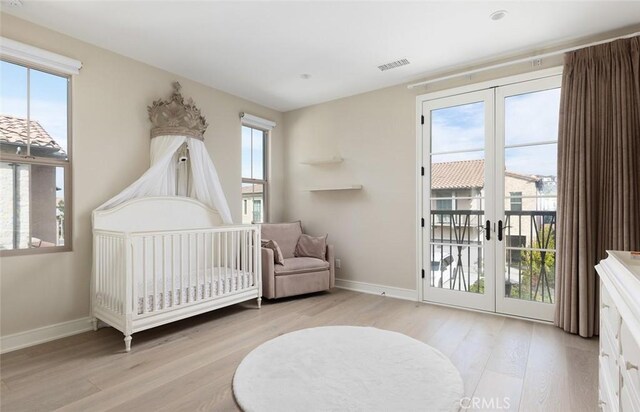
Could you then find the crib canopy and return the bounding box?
[95,82,232,224]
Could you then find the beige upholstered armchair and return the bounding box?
[261,222,335,299]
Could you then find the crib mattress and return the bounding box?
[96,267,254,315]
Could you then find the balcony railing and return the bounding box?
[429,209,556,303]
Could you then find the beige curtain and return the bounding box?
[555,36,640,337]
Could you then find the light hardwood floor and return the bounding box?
[0,289,598,411]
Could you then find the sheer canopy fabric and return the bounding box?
[555,36,640,337]
[96,135,233,224]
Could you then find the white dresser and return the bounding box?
[596,251,640,411]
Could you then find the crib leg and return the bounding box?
[124,335,132,352]
[91,318,98,331]
[257,297,262,309]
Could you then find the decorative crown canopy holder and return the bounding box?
[148,82,208,140]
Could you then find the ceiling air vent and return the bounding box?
[377,58,410,72]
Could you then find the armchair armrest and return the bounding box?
[326,244,335,288]
[261,247,276,299]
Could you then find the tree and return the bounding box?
[517,225,555,302]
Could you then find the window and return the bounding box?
[241,125,267,223]
[1,59,72,255]
[509,192,523,211]
[433,190,454,224]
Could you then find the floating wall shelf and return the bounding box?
[300,156,344,165]
[306,185,363,192]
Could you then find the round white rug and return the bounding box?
[233,326,464,412]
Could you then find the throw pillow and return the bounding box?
[262,239,284,265]
[294,234,328,260]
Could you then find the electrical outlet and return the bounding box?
[335,258,341,269]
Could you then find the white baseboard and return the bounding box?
[1,317,93,354]
[335,278,418,301]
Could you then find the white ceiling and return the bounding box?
[4,1,640,112]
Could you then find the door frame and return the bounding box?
[421,88,497,312]
[494,75,562,321]
[415,66,563,313]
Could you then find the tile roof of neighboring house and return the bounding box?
[432,159,485,189]
[0,114,64,152]
[432,159,538,190]
[242,184,263,194]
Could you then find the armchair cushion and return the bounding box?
[261,221,303,258]
[294,234,328,260]
[261,239,284,265]
[274,257,330,276]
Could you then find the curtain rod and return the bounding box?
[407,31,640,89]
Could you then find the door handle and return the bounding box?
[498,220,503,241]
[485,220,491,241]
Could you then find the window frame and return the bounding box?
[0,57,73,257]
[509,191,523,212]
[241,124,269,223]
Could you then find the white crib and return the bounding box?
[91,197,261,351]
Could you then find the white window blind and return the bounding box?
[0,37,82,75]
[240,112,276,131]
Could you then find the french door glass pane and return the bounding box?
[505,88,561,146]
[505,144,558,178]
[503,88,559,304]
[431,102,484,153]
[430,146,485,293]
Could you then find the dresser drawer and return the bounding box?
[601,357,620,412]
[602,325,621,400]
[602,284,622,338]
[620,323,640,405]
[621,371,640,412]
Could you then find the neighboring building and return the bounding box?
[429,159,557,292]
[0,114,66,250]
[241,184,264,224]
[430,159,554,247]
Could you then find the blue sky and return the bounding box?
[1,60,68,194]
[242,125,264,180]
[431,88,560,177]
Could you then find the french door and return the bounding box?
[420,75,561,321]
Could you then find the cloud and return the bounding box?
[430,101,484,154]
[505,88,560,146]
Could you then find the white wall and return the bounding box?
[0,13,284,337]
[283,86,418,290]
[281,58,568,292]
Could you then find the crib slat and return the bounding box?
[231,231,235,292]
[171,235,175,308]
[162,235,166,311]
[180,233,184,305]
[208,232,212,298]
[187,233,191,304]
[117,237,121,314]
[194,233,198,302]
[102,237,106,310]
[236,230,240,291]
[241,230,245,290]
[247,232,254,288]
[225,231,229,294]
[109,237,114,311]
[142,237,147,314]
[152,236,157,312]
